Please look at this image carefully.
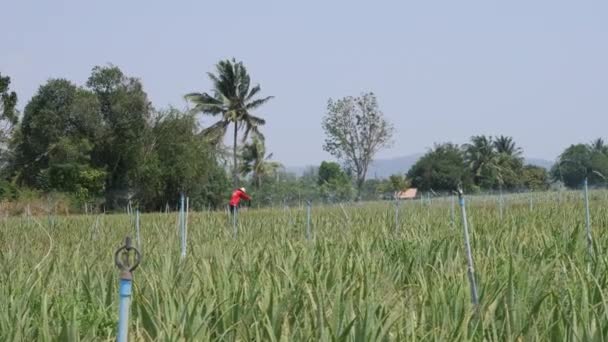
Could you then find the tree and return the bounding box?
[408,143,471,192]
[15,79,102,188]
[322,92,393,199]
[493,135,522,158]
[589,138,608,155]
[133,108,229,210]
[521,165,549,191]
[464,135,523,190]
[45,137,106,201]
[317,161,353,202]
[185,59,273,187]
[240,136,282,188]
[86,65,152,208]
[464,135,498,188]
[551,143,608,188]
[388,174,409,193]
[0,73,18,144]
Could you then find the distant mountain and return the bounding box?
[286,155,554,178]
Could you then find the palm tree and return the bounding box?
[589,138,608,155]
[464,135,498,187]
[493,135,523,159]
[185,59,273,186]
[240,137,282,188]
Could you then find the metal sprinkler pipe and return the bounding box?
[456,188,479,305]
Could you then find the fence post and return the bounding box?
[115,237,141,342]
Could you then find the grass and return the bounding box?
[1,190,608,341]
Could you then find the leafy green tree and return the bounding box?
[521,165,549,191]
[134,109,229,210]
[494,135,522,158]
[551,143,608,187]
[408,143,471,192]
[318,161,346,185]
[388,174,409,193]
[0,73,18,142]
[589,138,608,155]
[316,161,353,202]
[464,135,523,190]
[185,59,273,187]
[464,135,499,189]
[15,79,102,188]
[45,137,106,201]
[240,136,282,188]
[86,65,152,208]
[322,92,394,199]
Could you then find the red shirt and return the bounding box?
[230,189,251,206]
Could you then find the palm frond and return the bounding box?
[246,84,261,101]
[245,96,274,110]
[201,120,230,145]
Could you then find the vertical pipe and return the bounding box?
[185,197,189,256]
[180,193,186,259]
[458,192,479,305]
[583,177,592,258]
[117,277,132,342]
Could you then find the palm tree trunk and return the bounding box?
[233,121,238,187]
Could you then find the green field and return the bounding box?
[2,191,608,341]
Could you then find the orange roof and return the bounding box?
[395,188,417,199]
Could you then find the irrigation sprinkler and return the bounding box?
[456,188,479,306]
[583,178,592,259]
[306,200,312,240]
[114,236,141,342]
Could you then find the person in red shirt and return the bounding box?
[229,187,251,213]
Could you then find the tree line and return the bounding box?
[0,61,606,212]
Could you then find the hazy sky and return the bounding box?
[3,0,607,166]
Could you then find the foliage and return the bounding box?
[387,174,409,193]
[551,143,608,188]
[408,143,471,192]
[185,59,273,187]
[133,109,230,210]
[240,136,282,188]
[0,73,18,146]
[322,92,394,198]
[464,135,524,190]
[521,165,549,191]
[86,65,152,207]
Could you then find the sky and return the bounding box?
[2,0,607,167]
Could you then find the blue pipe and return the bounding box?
[117,277,132,342]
